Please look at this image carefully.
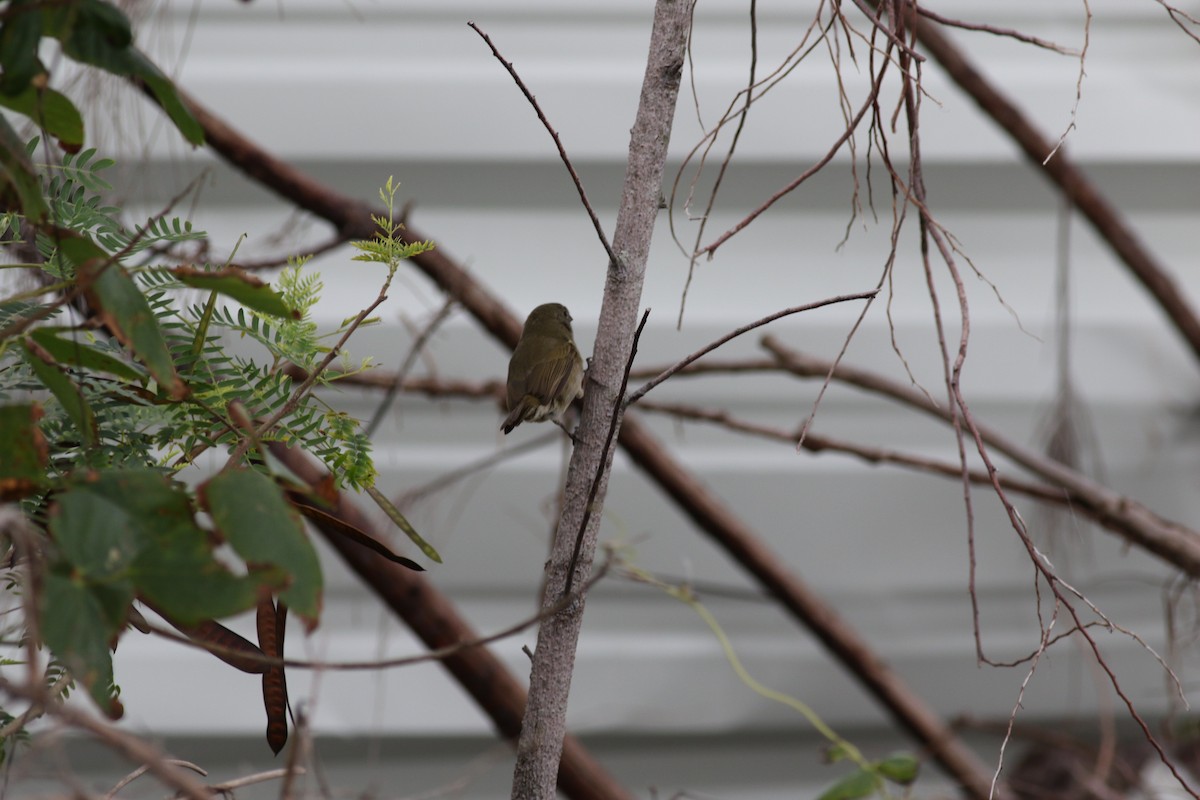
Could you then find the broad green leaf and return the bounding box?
[0,403,47,499]
[0,0,44,95]
[30,326,144,382]
[45,5,202,146]
[49,482,146,579]
[45,0,132,57]
[366,484,441,564]
[129,55,204,146]
[20,339,97,446]
[68,240,185,398]
[0,114,48,220]
[876,753,920,785]
[137,538,272,625]
[78,0,133,47]
[0,86,84,151]
[816,769,876,800]
[171,265,297,319]
[201,468,322,628]
[40,571,126,718]
[59,470,269,625]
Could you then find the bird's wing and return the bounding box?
[525,347,578,403]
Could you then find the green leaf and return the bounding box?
[29,326,145,383]
[68,239,185,398]
[77,0,133,48]
[170,266,297,319]
[0,86,84,151]
[20,339,97,446]
[816,769,877,800]
[876,753,920,785]
[40,571,126,718]
[127,50,204,146]
[366,484,441,563]
[0,0,45,95]
[50,482,144,579]
[42,1,202,145]
[45,0,132,59]
[0,114,48,220]
[0,403,47,499]
[56,470,268,625]
[201,468,323,628]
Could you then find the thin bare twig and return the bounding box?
[698,60,889,257]
[626,291,877,406]
[676,0,759,326]
[856,8,1197,785]
[468,21,618,267]
[398,430,559,507]
[637,399,1075,504]
[1152,0,1200,45]
[1042,0,1091,164]
[210,767,305,793]
[138,558,611,673]
[365,299,457,437]
[762,336,1200,576]
[279,706,306,800]
[104,760,207,799]
[908,0,1200,365]
[913,6,1081,54]
[0,676,212,800]
[232,231,351,271]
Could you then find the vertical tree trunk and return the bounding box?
[509,2,696,797]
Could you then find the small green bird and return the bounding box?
[502,303,584,435]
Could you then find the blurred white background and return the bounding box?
[9,1,1200,797]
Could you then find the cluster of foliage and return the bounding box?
[0,0,434,758]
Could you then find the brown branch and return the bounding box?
[267,442,631,800]
[637,399,1074,505]
[150,56,1005,800]
[904,1,1200,366]
[626,292,878,406]
[912,6,1081,55]
[138,555,610,673]
[331,370,504,401]
[763,335,1200,577]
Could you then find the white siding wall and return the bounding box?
[15,1,1200,797]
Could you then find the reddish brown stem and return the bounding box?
[905,3,1200,365]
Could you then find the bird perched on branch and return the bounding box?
[501,303,584,435]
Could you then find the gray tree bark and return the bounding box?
[508,1,696,797]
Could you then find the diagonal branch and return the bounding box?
[144,57,1006,800]
[763,335,1200,576]
[902,1,1200,366]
